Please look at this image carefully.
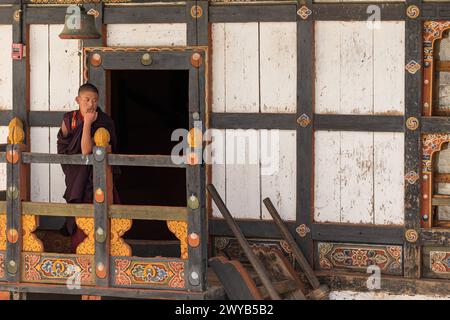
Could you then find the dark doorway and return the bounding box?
[110,70,189,247]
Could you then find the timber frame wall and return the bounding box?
[0,0,450,293]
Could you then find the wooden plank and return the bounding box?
[312,3,405,21]
[225,22,259,113]
[29,111,66,127]
[49,25,80,112]
[25,7,66,24]
[374,133,404,225]
[422,117,450,133]
[0,25,12,111]
[211,23,226,113]
[261,130,296,221]
[421,228,450,246]
[422,4,450,20]
[0,282,211,300]
[0,112,13,126]
[106,23,187,46]
[225,129,260,219]
[374,21,405,116]
[208,130,226,218]
[434,173,450,183]
[404,15,422,279]
[340,131,374,224]
[209,218,296,239]
[29,24,49,112]
[101,51,190,70]
[259,22,296,113]
[341,22,373,115]
[104,5,186,24]
[210,113,296,129]
[196,0,209,46]
[93,146,110,287]
[314,114,404,132]
[108,154,185,168]
[22,152,93,165]
[209,3,297,23]
[49,127,67,203]
[315,21,340,115]
[186,1,196,46]
[30,127,50,202]
[0,7,12,24]
[312,223,404,245]
[314,131,340,223]
[22,202,93,217]
[109,205,187,221]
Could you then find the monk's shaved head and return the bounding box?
[78,83,99,96]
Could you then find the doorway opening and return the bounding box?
[110,69,189,257]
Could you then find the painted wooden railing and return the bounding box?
[0,117,205,297]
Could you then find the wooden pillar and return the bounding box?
[92,128,112,288]
[296,0,314,265]
[5,119,28,283]
[185,0,209,292]
[404,0,422,278]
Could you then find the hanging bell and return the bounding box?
[59,5,101,40]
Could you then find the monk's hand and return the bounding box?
[84,110,98,126]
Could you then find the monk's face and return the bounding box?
[76,91,98,117]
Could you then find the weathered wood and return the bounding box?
[432,195,450,206]
[29,111,65,127]
[30,128,49,202]
[0,7,12,24]
[421,228,450,246]
[108,154,185,168]
[422,4,450,20]
[83,2,105,48]
[25,6,66,24]
[109,205,187,221]
[104,5,186,24]
[434,173,450,183]
[210,113,296,129]
[106,23,187,47]
[22,153,93,165]
[49,127,65,203]
[93,146,111,287]
[0,282,217,300]
[0,152,5,163]
[0,112,13,126]
[263,197,320,290]
[22,202,93,217]
[312,223,404,245]
[404,10,422,279]
[100,51,190,70]
[0,201,5,212]
[297,6,314,264]
[314,115,404,132]
[209,256,263,300]
[436,61,450,72]
[209,3,297,23]
[209,218,296,239]
[207,184,281,300]
[312,3,405,21]
[0,25,12,112]
[421,117,450,133]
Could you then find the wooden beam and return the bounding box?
[100,51,191,70]
[29,111,65,127]
[312,223,404,245]
[108,154,185,168]
[209,219,296,240]
[421,228,450,246]
[209,3,297,23]
[433,173,450,183]
[422,117,450,133]
[210,113,297,130]
[0,6,12,24]
[421,4,450,20]
[104,5,186,24]
[312,3,405,21]
[25,6,66,24]
[296,0,314,265]
[314,114,404,132]
[22,153,93,165]
[317,271,450,297]
[403,4,422,279]
[22,202,93,217]
[0,111,13,126]
[109,205,187,221]
[432,195,450,206]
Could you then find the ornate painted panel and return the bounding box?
[21,253,95,286]
[213,237,294,265]
[111,257,186,290]
[317,242,403,276]
[423,246,450,279]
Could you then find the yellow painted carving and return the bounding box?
[76,217,95,255]
[22,215,44,252]
[110,218,132,256]
[8,117,25,144]
[167,220,188,259]
[0,215,6,250]
[94,128,110,147]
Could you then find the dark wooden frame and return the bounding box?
[3,0,450,296]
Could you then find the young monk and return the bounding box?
[57,83,120,252]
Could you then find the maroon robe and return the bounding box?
[57,108,120,252]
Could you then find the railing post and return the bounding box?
[92,128,112,287]
[5,118,28,283]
